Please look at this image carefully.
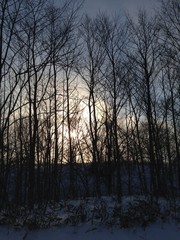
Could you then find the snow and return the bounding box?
[0,223,180,240]
[0,196,180,239]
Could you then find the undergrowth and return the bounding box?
[0,197,180,230]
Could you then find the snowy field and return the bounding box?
[0,223,180,240]
[0,196,180,240]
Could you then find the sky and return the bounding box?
[82,0,159,17]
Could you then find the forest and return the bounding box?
[0,0,179,214]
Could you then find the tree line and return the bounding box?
[0,0,179,209]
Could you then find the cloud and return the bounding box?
[83,0,158,17]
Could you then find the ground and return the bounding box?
[0,222,180,240]
[1,196,180,239]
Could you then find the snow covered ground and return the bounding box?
[0,222,180,240]
[0,196,180,239]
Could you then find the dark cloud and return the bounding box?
[83,0,158,17]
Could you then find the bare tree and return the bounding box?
[159,0,180,194]
[95,14,129,200]
[0,0,29,208]
[127,11,164,197]
[78,15,107,197]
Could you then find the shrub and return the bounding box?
[120,199,160,228]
